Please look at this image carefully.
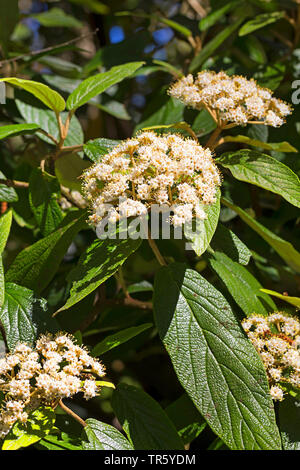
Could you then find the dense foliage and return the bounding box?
[0,0,300,451]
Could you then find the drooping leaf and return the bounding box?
[217,150,300,208]
[32,8,83,29]
[82,418,133,450]
[239,11,285,36]
[112,383,184,450]
[0,78,65,112]
[208,251,276,316]
[2,407,56,450]
[91,323,153,356]
[67,62,144,111]
[223,135,297,153]
[0,123,40,140]
[57,236,142,313]
[165,394,206,445]
[29,169,64,237]
[0,283,56,351]
[210,223,251,265]
[260,288,300,308]
[6,210,87,294]
[154,263,281,450]
[185,188,220,256]
[221,197,300,273]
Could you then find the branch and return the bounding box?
[59,399,87,428]
[0,29,99,67]
[0,178,29,188]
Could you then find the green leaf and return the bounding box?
[165,394,206,445]
[6,210,87,294]
[0,259,4,308]
[29,169,64,237]
[221,197,300,273]
[16,100,84,147]
[260,288,300,308]
[55,152,90,192]
[0,210,13,254]
[67,62,144,111]
[192,108,217,137]
[0,170,18,203]
[153,263,281,450]
[0,123,40,140]
[0,211,13,307]
[217,150,300,208]
[0,0,19,52]
[198,1,241,31]
[82,418,133,450]
[57,236,142,313]
[84,138,120,163]
[112,383,184,450]
[0,78,65,112]
[38,432,82,450]
[223,135,297,153]
[135,96,184,132]
[0,283,55,351]
[2,407,56,450]
[91,323,153,356]
[239,11,285,36]
[32,8,83,29]
[210,223,251,265]
[185,188,220,256]
[278,396,300,450]
[189,17,246,72]
[208,251,276,316]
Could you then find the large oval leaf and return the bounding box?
[0,77,65,112]
[67,62,144,111]
[153,263,281,450]
[112,383,184,450]
[217,150,300,208]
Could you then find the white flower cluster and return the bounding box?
[168,71,292,127]
[242,312,300,402]
[83,131,221,226]
[0,333,105,439]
